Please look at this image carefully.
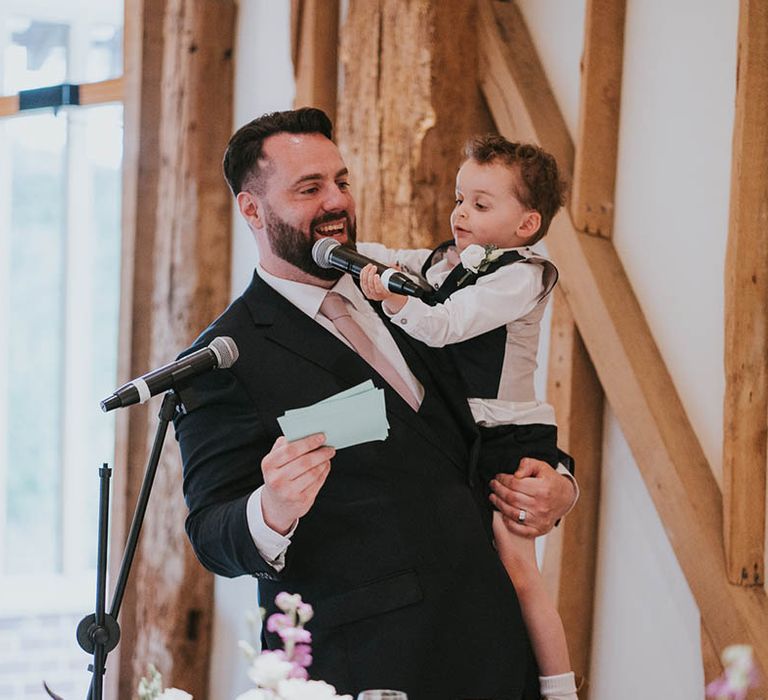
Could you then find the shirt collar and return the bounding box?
[256,262,367,319]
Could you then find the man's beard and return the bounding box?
[264,206,357,281]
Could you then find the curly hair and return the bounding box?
[223,107,333,195]
[463,135,566,244]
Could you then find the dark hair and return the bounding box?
[463,135,566,244]
[223,107,334,195]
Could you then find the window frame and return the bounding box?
[0,0,124,615]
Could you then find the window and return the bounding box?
[0,1,123,697]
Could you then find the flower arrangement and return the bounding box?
[706,644,760,700]
[137,592,352,700]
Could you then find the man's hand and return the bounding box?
[260,433,335,535]
[489,457,576,537]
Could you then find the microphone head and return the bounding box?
[209,336,239,369]
[312,237,341,268]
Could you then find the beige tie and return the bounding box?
[320,292,420,412]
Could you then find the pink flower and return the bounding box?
[292,644,313,668]
[288,664,310,680]
[278,626,312,645]
[266,613,292,633]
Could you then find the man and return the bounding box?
[174,108,576,699]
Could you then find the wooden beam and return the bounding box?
[0,78,122,117]
[539,4,619,692]
[722,0,768,587]
[79,77,124,105]
[477,0,574,178]
[292,0,340,125]
[113,0,235,697]
[570,0,625,238]
[0,95,19,117]
[110,0,167,695]
[542,290,603,697]
[337,0,495,250]
[477,0,768,675]
[701,619,723,688]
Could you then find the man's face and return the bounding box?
[241,132,357,282]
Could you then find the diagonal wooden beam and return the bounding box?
[722,0,768,588]
[477,0,768,674]
[571,0,625,238]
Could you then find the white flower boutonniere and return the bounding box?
[459,243,505,274]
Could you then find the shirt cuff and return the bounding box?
[386,295,429,324]
[556,463,579,517]
[246,487,297,572]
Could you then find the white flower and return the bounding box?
[459,244,487,272]
[247,651,295,690]
[721,644,754,690]
[277,678,352,700]
[157,689,193,700]
[459,244,505,273]
[233,690,272,700]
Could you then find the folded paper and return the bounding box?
[278,380,389,449]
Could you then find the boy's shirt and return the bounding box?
[357,241,557,427]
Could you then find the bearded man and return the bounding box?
[174,108,576,700]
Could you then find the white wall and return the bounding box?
[213,1,740,697]
[518,0,738,697]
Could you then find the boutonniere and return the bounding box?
[459,244,505,274]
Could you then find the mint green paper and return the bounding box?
[316,379,376,404]
[277,382,389,449]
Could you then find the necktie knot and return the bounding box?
[320,291,351,322]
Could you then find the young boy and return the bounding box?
[358,135,578,700]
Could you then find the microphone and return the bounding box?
[312,238,430,299]
[100,336,239,412]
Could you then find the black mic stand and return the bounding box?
[74,391,180,700]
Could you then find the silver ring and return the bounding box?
[517,509,527,523]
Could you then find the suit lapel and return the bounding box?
[242,271,467,473]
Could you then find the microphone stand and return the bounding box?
[74,390,180,700]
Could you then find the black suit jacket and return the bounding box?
[174,271,539,700]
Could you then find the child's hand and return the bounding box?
[360,263,409,315]
[360,263,391,301]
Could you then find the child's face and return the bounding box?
[450,159,541,252]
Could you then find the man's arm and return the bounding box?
[489,457,578,537]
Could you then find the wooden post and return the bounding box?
[722,0,768,588]
[570,0,626,238]
[110,0,168,694]
[337,0,495,250]
[292,0,340,123]
[539,3,622,691]
[542,290,603,696]
[114,0,235,697]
